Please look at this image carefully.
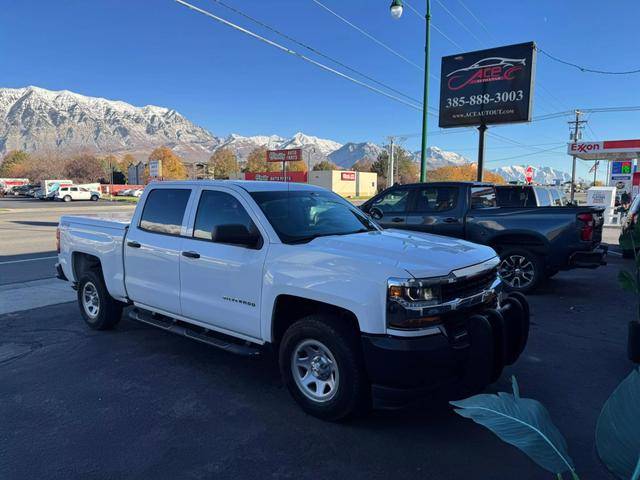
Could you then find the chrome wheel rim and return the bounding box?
[499,255,535,289]
[82,282,100,319]
[291,339,339,403]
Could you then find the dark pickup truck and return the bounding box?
[361,182,606,292]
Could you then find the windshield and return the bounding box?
[250,189,378,244]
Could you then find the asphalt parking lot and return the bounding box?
[0,199,634,479]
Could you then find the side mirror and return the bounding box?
[370,206,384,220]
[211,224,261,249]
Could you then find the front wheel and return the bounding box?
[63,195,72,202]
[279,315,370,421]
[90,195,99,202]
[498,248,543,293]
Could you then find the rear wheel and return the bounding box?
[279,314,370,421]
[498,248,543,293]
[90,194,99,201]
[63,195,72,202]
[77,270,123,330]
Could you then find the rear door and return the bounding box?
[405,185,464,237]
[124,187,193,315]
[364,186,412,229]
[179,187,267,339]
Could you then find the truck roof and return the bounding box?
[395,181,494,188]
[147,180,326,193]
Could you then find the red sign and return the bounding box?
[341,172,356,181]
[266,149,303,163]
[525,166,534,184]
[245,172,307,183]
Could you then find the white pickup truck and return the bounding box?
[57,180,529,420]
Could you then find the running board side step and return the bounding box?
[128,308,261,356]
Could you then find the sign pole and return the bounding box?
[477,124,487,182]
[282,160,286,182]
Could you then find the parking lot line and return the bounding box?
[0,255,58,265]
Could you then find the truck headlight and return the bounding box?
[387,278,442,330]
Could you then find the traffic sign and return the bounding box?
[525,165,534,184]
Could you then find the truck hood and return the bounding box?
[307,229,497,278]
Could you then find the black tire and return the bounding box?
[498,247,544,294]
[77,270,123,330]
[279,314,370,421]
[63,195,72,202]
[90,195,99,202]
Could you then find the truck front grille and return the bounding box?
[441,268,497,302]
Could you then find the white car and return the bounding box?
[56,181,529,420]
[132,189,143,197]
[56,186,100,202]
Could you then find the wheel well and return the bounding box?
[271,295,360,346]
[72,252,102,281]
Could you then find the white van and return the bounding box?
[55,186,101,202]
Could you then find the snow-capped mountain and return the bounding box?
[491,165,572,184]
[329,142,384,168]
[419,146,470,169]
[0,86,220,160]
[217,134,285,162]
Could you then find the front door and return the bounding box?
[405,185,465,238]
[124,187,193,315]
[179,187,267,339]
[365,187,412,229]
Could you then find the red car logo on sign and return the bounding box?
[447,56,526,91]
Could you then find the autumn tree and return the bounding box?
[244,147,268,173]
[148,146,187,180]
[209,148,238,179]
[372,146,418,189]
[0,150,30,177]
[287,160,308,173]
[351,159,373,172]
[64,153,105,183]
[312,160,338,171]
[428,164,505,184]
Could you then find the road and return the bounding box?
[0,197,134,284]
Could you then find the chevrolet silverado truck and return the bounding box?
[57,181,529,421]
[361,182,606,293]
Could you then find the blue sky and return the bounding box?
[2,0,640,178]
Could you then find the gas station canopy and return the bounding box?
[567,139,640,160]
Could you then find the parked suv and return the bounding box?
[57,181,529,420]
[495,185,568,207]
[55,186,100,202]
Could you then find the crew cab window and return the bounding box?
[193,190,256,241]
[139,188,191,235]
[470,187,497,209]
[370,189,410,213]
[495,186,537,207]
[413,187,458,212]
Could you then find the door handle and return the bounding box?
[443,217,458,223]
[391,217,404,223]
[127,241,141,248]
[181,251,201,259]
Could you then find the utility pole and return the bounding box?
[592,160,599,186]
[568,110,586,202]
[389,138,395,187]
[306,147,315,183]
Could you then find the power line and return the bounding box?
[208,0,422,105]
[173,0,425,111]
[403,0,463,50]
[454,0,496,42]
[485,145,567,164]
[310,0,427,74]
[432,0,486,47]
[538,48,640,75]
[310,0,440,83]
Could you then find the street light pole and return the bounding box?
[390,0,430,183]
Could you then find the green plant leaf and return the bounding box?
[596,368,640,480]
[451,376,575,475]
[619,270,640,294]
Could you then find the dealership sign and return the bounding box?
[245,172,307,183]
[341,172,356,181]
[439,42,536,128]
[266,149,303,162]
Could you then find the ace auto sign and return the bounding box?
[439,42,536,128]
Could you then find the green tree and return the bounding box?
[244,147,268,173]
[209,148,238,179]
[312,160,338,171]
[148,146,187,180]
[0,150,30,177]
[372,147,418,189]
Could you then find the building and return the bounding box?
[308,170,377,198]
